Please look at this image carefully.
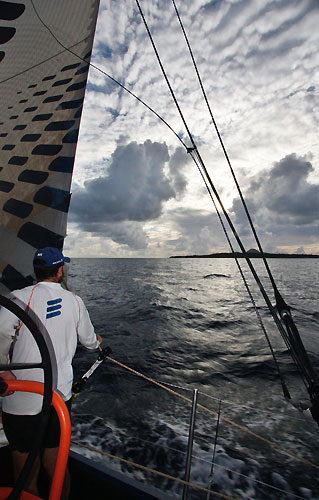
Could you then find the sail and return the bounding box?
[0,0,100,292]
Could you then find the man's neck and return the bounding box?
[37,277,59,283]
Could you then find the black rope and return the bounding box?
[176,0,319,415]
[136,0,290,371]
[136,0,319,419]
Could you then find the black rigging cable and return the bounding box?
[169,0,319,414]
[169,0,294,397]
[136,0,285,344]
[136,0,319,420]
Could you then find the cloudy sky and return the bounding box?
[64,0,319,258]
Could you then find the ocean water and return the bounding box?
[67,258,319,500]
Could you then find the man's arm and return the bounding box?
[76,297,102,349]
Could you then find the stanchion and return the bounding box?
[182,388,198,500]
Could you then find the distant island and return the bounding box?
[170,249,319,259]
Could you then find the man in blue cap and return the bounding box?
[0,247,102,499]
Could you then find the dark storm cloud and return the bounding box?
[230,154,319,246]
[69,141,189,249]
[70,140,188,225]
[262,154,319,224]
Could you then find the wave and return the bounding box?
[203,274,231,279]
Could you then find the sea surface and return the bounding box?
[67,258,319,500]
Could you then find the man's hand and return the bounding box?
[96,334,102,344]
[0,371,16,397]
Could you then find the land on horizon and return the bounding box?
[170,250,319,259]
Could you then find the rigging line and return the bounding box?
[107,355,319,471]
[171,0,319,405]
[32,0,300,402]
[171,0,279,297]
[136,0,196,150]
[135,0,314,402]
[134,0,296,372]
[70,441,240,500]
[29,0,315,412]
[28,0,187,150]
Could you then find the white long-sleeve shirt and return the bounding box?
[0,281,99,415]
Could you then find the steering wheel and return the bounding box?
[0,295,54,500]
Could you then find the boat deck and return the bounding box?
[0,446,170,499]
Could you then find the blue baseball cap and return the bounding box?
[33,247,70,268]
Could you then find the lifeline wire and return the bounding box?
[70,440,310,500]
[107,355,319,472]
[70,440,240,500]
[70,353,319,499]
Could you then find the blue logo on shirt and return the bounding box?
[46,298,62,319]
